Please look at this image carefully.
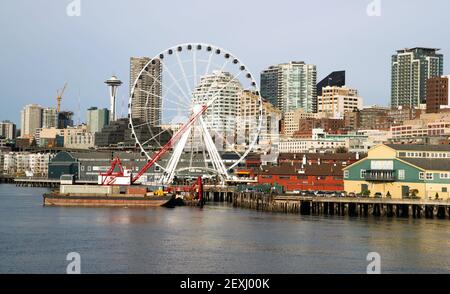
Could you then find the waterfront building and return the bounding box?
[257,162,345,192]
[87,107,110,133]
[130,57,162,126]
[20,104,43,137]
[42,108,58,129]
[260,61,317,113]
[426,76,450,113]
[317,86,363,118]
[344,144,450,200]
[0,120,16,140]
[48,150,163,183]
[391,47,443,108]
[1,152,53,177]
[316,70,346,98]
[277,152,363,167]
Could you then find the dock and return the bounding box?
[232,192,450,219]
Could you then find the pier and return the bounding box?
[232,192,450,219]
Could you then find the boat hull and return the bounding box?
[43,193,175,208]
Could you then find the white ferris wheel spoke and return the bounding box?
[159,58,193,107]
[140,72,191,108]
[175,51,193,98]
[140,128,170,147]
[192,49,198,89]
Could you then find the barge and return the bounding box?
[43,184,177,208]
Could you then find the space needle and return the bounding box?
[105,75,122,122]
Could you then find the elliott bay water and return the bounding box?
[0,184,449,274]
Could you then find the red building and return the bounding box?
[257,163,344,192]
[277,152,364,167]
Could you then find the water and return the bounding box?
[0,184,449,274]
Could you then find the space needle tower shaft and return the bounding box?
[105,75,123,122]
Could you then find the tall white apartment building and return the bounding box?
[20,104,43,137]
[42,107,58,129]
[192,71,242,148]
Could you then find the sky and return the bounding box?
[1,0,449,126]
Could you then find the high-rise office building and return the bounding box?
[260,66,279,108]
[426,76,450,113]
[129,57,162,126]
[0,120,16,140]
[57,111,74,129]
[318,86,363,118]
[260,61,317,113]
[391,47,443,108]
[42,107,58,129]
[20,104,43,137]
[87,107,110,133]
[316,71,346,97]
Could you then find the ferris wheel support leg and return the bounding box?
[161,125,192,185]
[199,117,229,182]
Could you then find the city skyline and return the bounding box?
[1,0,450,125]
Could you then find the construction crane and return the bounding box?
[56,83,68,112]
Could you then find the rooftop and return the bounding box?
[402,158,450,171]
[258,163,344,176]
[386,144,450,152]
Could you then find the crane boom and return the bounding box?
[57,82,68,112]
[131,104,208,184]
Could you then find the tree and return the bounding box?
[410,189,419,199]
[335,146,348,153]
[386,191,391,198]
[362,190,371,197]
[435,192,439,200]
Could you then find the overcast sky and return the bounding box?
[1,0,449,125]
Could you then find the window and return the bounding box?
[440,173,450,179]
[426,173,434,180]
[398,170,405,180]
[81,166,85,171]
[360,170,366,179]
[344,170,349,179]
[442,187,448,193]
[419,172,424,180]
[87,166,92,172]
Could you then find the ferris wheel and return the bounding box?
[129,43,263,185]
